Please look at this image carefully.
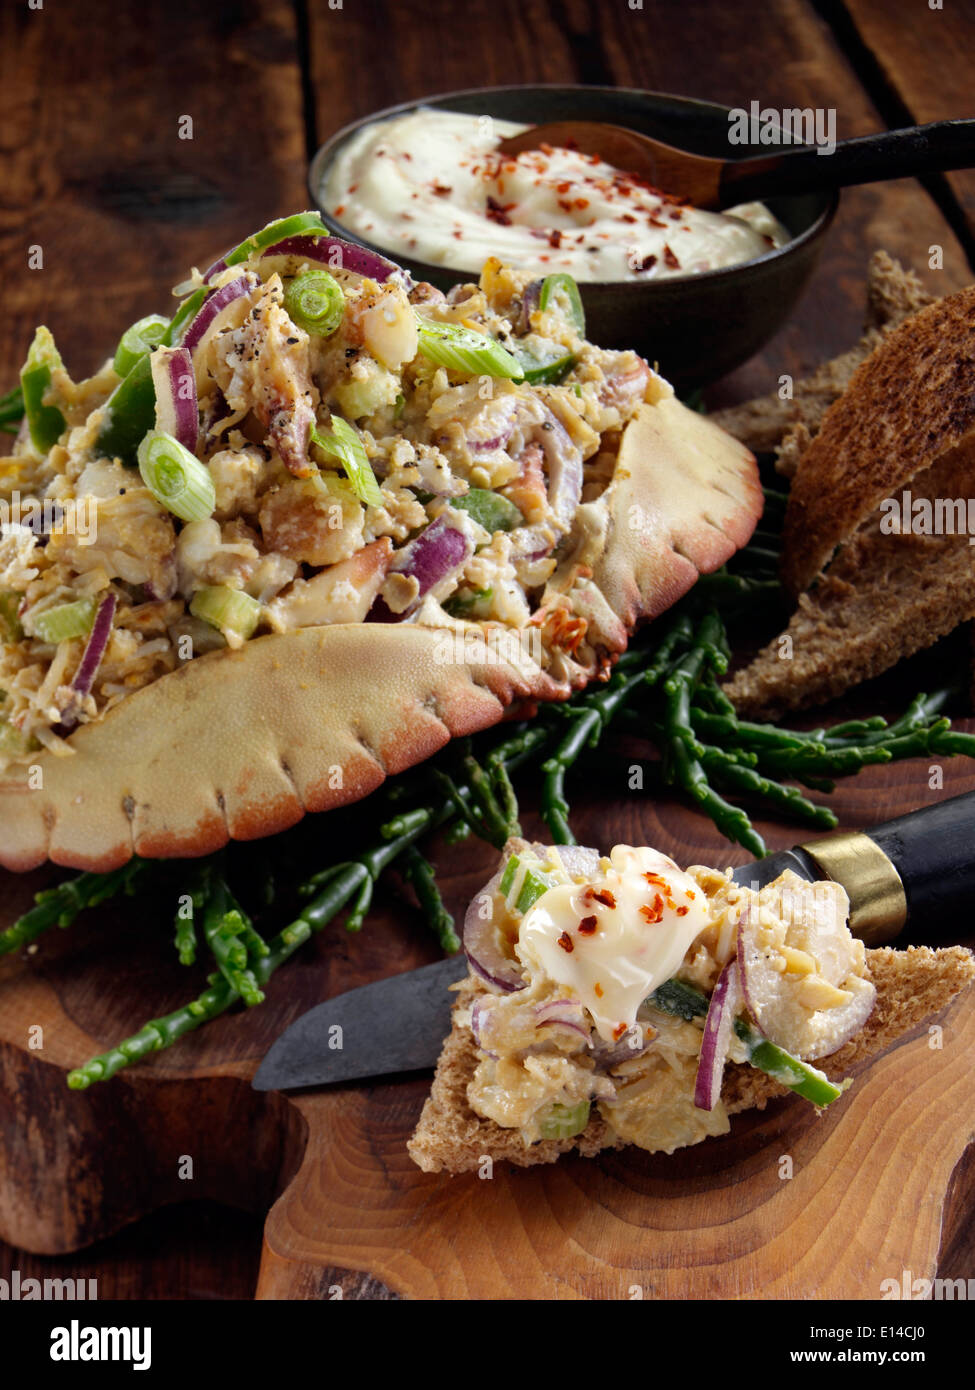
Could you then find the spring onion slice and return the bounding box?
[538,273,586,335]
[20,327,66,453]
[311,418,384,507]
[113,315,170,378]
[414,316,523,378]
[283,270,344,337]
[33,599,96,644]
[190,586,261,643]
[137,430,216,522]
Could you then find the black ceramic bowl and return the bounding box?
[309,85,837,392]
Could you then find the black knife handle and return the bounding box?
[801,790,975,943]
[866,790,975,936]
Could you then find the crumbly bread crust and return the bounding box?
[408,945,975,1173]
[781,283,975,596]
[725,437,975,718]
[709,251,935,460]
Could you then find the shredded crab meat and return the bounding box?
[0,236,659,772]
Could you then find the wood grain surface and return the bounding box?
[1,0,974,1298]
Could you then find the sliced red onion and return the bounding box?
[470,998,498,1056]
[262,234,409,286]
[518,279,542,335]
[535,999,589,1038]
[509,525,555,564]
[468,429,515,454]
[371,513,472,622]
[400,514,471,596]
[143,552,178,602]
[73,593,116,699]
[551,845,602,880]
[150,346,198,451]
[536,408,583,529]
[202,255,227,285]
[591,1026,650,1070]
[737,905,876,1061]
[408,281,447,307]
[182,273,256,357]
[463,859,526,993]
[54,593,117,736]
[694,961,741,1111]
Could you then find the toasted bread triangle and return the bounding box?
[782,284,975,595]
[408,945,974,1174]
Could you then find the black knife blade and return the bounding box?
[253,791,975,1093]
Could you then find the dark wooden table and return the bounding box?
[1,0,973,1299]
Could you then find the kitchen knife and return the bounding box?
[252,790,975,1093]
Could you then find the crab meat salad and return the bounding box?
[457,839,876,1154]
[0,211,675,774]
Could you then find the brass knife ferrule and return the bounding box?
[799,831,907,947]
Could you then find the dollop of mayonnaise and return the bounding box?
[515,845,710,1042]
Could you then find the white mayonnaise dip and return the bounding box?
[322,108,789,283]
[515,845,710,1042]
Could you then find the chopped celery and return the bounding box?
[190,586,261,643]
[499,851,563,915]
[33,599,96,644]
[499,853,520,898]
[538,1100,590,1140]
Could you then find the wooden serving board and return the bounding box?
[1,751,973,1299]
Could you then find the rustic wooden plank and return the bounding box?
[1,0,973,1301]
[305,0,971,408]
[0,0,308,386]
[0,1204,263,1301]
[836,0,975,239]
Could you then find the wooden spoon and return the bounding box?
[496,118,975,210]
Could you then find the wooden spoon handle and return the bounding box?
[720,118,975,206]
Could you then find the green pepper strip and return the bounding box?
[20,328,66,453]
